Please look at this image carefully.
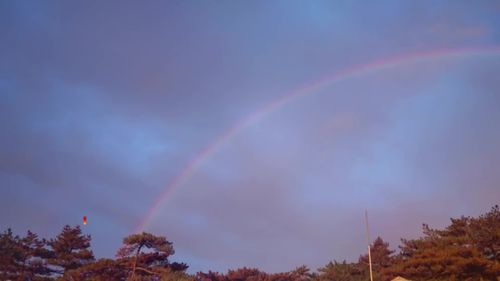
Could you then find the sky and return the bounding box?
[1,0,500,274]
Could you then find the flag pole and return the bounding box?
[365,210,374,281]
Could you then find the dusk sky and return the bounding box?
[1,0,500,274]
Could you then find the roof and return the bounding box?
[392,277,411,281]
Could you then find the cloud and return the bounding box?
[146,58,500,272]
[1,0,500,274]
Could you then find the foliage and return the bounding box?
[358,236,394,281]
[48,225,94,275]
[196,266,313,281]
[61,258,128,281]
[0,229,24,280]
[116,232,180,280]
[383,205,500,281]
[1,206,499,280]
[159,268,195,281]
[315,260,364,281]
[0,229,52,280]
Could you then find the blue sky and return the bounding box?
[1,0,500,273]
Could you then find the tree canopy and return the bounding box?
[1,205,499,281]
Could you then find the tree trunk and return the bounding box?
[129,245,142,281]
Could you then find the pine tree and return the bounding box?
[196,270,226,281]
[48,225,94,275]
[384,206,500,280]
[225,267,266,281]
[315,260,364,281]
[358,236,394,281]
[63,258,128,281]
[0,229,22,280]
[18,230,52,280]
[116,232,175,280]
[0,229,52,281]
[288,265,312,281]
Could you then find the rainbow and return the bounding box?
[135,46,500,233]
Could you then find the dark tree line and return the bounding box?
[0,226,189,281]
[1,206,499,281]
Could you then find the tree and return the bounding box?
[468,205,500,262]
[158,268,195,281]
[0,229,52,281]
[358,236,394,281]
[116,232,175,281]
[288,265,312,281]
[0,229,23,280]
[17,230,53,280]
[63,258,128,281]
[48,225,94,276]
[196,270,226,281]
[225,267,266,281]
[384,206,500,280]
[315,261,364,281]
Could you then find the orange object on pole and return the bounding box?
[83,216,87,225]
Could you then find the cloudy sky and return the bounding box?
[1,0,500,273]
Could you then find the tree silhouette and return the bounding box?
[383,206,500,280]
[18,230,52,280]
[358,236,394,280]
[1,205,499,280]
[0,229,52,280]
[196,270,226,281]
[316,260,364,281]
[289,265,313,281]
[63,258,128,281]
[225,267,265,281]
[48,225,94,276]
[0,229,22,280]
[116,232,175,280]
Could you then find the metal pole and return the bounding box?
[365,210,374,281]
